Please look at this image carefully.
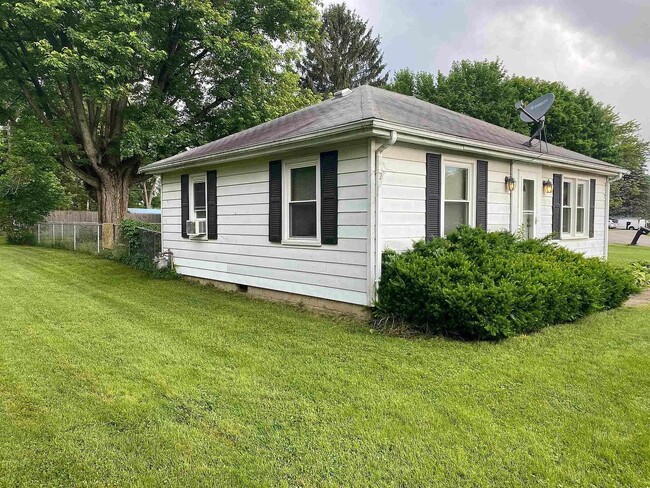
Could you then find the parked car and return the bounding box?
[609,217,647,230]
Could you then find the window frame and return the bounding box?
[441,159,475,236]
[282,158,321,246]
[560,177,589,238]
[189,173,208,239]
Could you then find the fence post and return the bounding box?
[37,224,41,244]
[61,224,64,244]
[97,224,100,253]
[52,224,55,245]
[73,224,77,251]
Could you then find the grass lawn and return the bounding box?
[0,244,648,486]
[609,243,650,266]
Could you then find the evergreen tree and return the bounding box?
[300,3,388,93]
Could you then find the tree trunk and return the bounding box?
[96,170,131,248]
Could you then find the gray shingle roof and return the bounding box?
[143,85,621,172]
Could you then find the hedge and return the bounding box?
[374,227,638,340]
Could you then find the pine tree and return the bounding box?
[300,3,388,94]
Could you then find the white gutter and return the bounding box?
[143,119,626,177]
[373,130,398,292]
[371,121,627,176]
[142,121,377,174]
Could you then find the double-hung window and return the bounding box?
[561,177,588,237]
[284,160,320,242]
[192,178,207,220]
[443,162,473,235]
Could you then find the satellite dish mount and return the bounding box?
[515,93,555,152]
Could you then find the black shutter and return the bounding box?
[181,174,189,239]
[552,173,563,238]
[589,178,596,238]
[269,160,282,242]
[320,151,338,245]
[207,170,217,240]
[425,153,442,239]
[476,160,488,230]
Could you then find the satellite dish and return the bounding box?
[515,93,555,151]
[516,93,555,123]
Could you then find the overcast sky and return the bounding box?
[324,0,650,146]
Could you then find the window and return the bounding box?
[191,178,206,220]
[576,182,586,234]
[562,181,572,234]
[561,177,589,237]
[443,164,472,235]
[284,160,319,242]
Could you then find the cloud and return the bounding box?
[320,0,650,143]
[475,6,650,140]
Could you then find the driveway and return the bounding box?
[609,229,650,246]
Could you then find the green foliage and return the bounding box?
[114,219,175,278]
[628,261,650,288]
[0,118,65,243]
[375,227,638,340]
[0,0,320,222]
[300,3,388,93]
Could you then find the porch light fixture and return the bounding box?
[542,179,554,194]
[505,176,516,192]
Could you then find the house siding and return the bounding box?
[377,142,608,258]
[540,168,608,257]
[378,143,513,251]
[161,142,370,305]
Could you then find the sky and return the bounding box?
[323,0,650,146]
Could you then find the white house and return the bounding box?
[142,86,626,312]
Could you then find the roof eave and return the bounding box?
[371,120,627,177]
[141,119,376,174]
[142,117,628,178]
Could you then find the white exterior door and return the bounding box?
[513,166,542,238]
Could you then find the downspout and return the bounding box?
[373,130,398,293]
[605,172,624,259]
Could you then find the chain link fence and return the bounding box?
[35,222,162,258]
[36,222,104,253]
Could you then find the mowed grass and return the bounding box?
[0,245,648,486]
[609,243,650,266]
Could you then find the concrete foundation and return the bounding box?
[185,276,371,320]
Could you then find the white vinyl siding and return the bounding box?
[541,169,606,257]
[378,143,510,251]
[161,142,369,305]
[376,142,607,259]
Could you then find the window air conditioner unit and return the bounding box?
[187,219,207,237]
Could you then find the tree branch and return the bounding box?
[68,74,100,168]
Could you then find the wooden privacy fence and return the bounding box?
[45,210,161,224]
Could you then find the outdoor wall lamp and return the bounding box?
[543,179,554,194]
[505,176,516,192]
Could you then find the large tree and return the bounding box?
[0,0,319,229]
[300,3,388,94]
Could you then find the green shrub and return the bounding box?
[4,225,36,245]
[375,226,638,340]
[114,220,176,278]
[629,261,650,288]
